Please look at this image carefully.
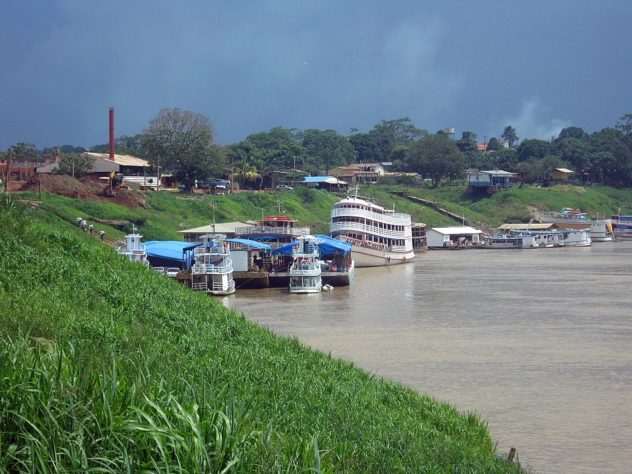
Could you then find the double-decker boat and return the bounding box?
[329,195,415,267]
[116,226,149,266]
[191,234,236,295]
[288,235,322,294]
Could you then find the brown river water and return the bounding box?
[222,241,632,473]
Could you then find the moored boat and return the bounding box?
[191,234,236,295]
[482,234,538,249]
[116,225,149,265]
[611,215,632,239]
[288,235,322,294]
[539,208,614,242]
[329,195,415,267]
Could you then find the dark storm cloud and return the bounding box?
[1,1,631,149]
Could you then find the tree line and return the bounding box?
[3,110,632,189]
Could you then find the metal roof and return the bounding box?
[498,223,555,230]
[479,169,516,176]
[84,152,149,167]
[302,176,347,184]
[430,226,483,235]
[226,238,271,250]
[179,222,252,234]
[144,241,201,261]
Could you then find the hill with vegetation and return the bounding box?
[0,194,522,472]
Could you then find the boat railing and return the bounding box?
[340,235,389,252]
[191,260,233,274]
[330,221,408,239]
[331,207,410,224]
[235,225,310,236]
[194,245,229,256]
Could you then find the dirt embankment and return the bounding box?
[22,175,146,209]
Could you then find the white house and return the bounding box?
[427,226,483,249]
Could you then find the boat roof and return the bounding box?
[258,215,296,223]
[178,222,251,234]
[498,223,556,230]
[337,196,385,211]
[144,241,202,261]
[226,238,272,250]
[271,235,352,257]
[430,226,483,235]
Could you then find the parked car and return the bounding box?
[165,267,180,278]
[152,266,166,274]
[276,184,293,190]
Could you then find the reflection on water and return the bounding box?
[222,242,632,473]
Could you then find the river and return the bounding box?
[222,241,632,473]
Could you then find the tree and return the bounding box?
[301,129,355,174]
[554,137,591,172]
[517,139,552,162]
[456,131,480,168]
[615,113,632,136]
[349,118,426,163]
[55,153,95,178]
[406,134,465,188]
[558,126,586,140]
[141,108,219,191]
[486,137,501,152]
[7,142,39,161]
[501,126,519,148]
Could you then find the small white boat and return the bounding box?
[117,225,149,266]
[191,234,236,295]
[289,235,322,294]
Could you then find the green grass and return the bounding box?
[15,188,339,242]
[0,195,522,472]
[380,183,632,228]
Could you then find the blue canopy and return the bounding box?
[226,238,272,251]
[315,234,352,256]
[144,241,201,269]
[271,241,297,256]
[271,235,351,257]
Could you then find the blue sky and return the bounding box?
[1,1,631,149]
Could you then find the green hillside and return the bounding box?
[0,195,521,472]
[375,183,632,228]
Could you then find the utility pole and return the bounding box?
[211,200,216,233]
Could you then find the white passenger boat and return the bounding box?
[289,235,322,294]
[483,234,538,249]
[191,234,236,295]
[539,209,614,242]
[329,195,415,267]
[512,229,591,247]
[117,225,149,265]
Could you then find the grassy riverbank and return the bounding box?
[0,195,521,472]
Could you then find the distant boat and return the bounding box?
[539,209,614,242]
[191,234,236,295]
[329,195,415,267]
[611,215,632,239]
[116,226,149,266]
[288,235,322,294]
[511,229,591,247]
[482,234,539,249]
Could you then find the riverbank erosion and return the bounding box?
[0,197,523,472]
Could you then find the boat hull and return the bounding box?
[351,245,415,268]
